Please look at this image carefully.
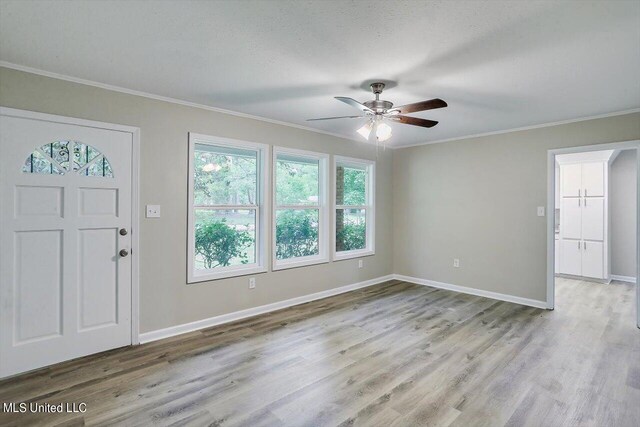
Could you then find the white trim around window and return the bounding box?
[333,155,375,261]
[187,133,269,283]
[272,147,329,271]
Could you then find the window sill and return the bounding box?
[333,249,375,261]
[272,256,329,271]
[188,265,267,283]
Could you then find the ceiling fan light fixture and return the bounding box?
[376,122,392,142]
[356,122,373,140]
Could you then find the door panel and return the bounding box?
[560,239,582,276]
[561,198,582,239]
[561,164,582,197]
[78,228,118,331]
[78,188,119,217]
[15,185,64,217]
[1,114,133,377]
[582,162,604,197]
[14,230,63,343]
[582,241,604,279]
[582,197,604,241]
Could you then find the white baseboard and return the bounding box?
[139,274,396,343]
[393,274,549,309]
[611,275,637,284]
[140,273,557,343]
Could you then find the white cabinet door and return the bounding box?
[582,241,604,279]
[582,162,604,197]
[560,239,582,276]
[561,198,582,239]
[561,164,582,197]
[0,114,133,378]
[582,197,604,241]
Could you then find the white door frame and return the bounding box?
[546,139,640,328]
[0,106,141,344]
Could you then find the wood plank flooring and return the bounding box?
[0,278,638,426]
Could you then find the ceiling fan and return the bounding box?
[308,82,447,144]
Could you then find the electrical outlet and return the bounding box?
[453,258,460,268]
[358,260,363,269]
[537,206,545,217]
[249,277,256,289]
[146,205,161,218]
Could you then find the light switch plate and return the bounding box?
[537,206,545,217]
[146,205,161,218]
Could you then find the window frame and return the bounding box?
[272,146,329,271]
[332,155,376,261]
[187,132,269,283]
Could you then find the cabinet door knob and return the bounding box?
[119,228,128,236]
[119,249,129,257]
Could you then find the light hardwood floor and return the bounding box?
[0,278,638,426]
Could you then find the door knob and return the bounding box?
[119,228,128,236]
[119,249,129,257]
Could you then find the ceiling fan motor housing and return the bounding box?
[366,82,393,113]
[364,99,393,113]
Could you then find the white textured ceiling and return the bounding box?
[1,0,639,147]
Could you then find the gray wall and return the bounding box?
[393,113,640,302]
[611,149,637,278]
[0,67,394,334]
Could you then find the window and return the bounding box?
[334,156,375,260]
[22,141,113,177]
[188,133,267,282]
[273,147,329,270]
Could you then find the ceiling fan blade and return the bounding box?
[389,115,439,128]
[334,97,374,114]
[306,115,364,121]
[392,98,447,114]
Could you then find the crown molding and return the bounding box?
[3,61,639,151]
[0,60,363,144]
[399,108,640,149]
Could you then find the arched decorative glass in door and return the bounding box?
[22,140,114,177]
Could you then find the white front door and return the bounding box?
[0,112,134,378]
